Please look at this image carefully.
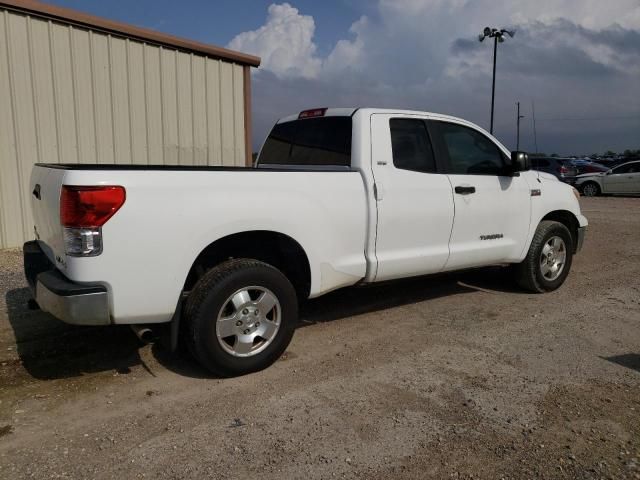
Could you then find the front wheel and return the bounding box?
[581,182,600,197]
[183,259,298,376]
[514,221,574,293]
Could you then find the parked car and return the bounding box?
[575,160,640,196]
[530,157,577,184]
[570,159,609,175]
[24,108,588,376]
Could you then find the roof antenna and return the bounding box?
[531,100,538,154]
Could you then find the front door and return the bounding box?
[371,114,455,281]
[602,162,640,194]
[428,120,531,270]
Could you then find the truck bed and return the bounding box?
[29,163,369,324]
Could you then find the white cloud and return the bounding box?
[236,1,640,154]
[323,16,367,75]
[227,3,321,79]
[230,1,640,81]
[506,0,640,30]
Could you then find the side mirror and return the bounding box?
[510,151,530,173]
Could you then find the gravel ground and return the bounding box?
[0,196,639,480]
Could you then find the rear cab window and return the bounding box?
[258,116,352,167]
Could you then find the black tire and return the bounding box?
[183,259,297,377]
[581,181,600,197]
[514,220,574,293]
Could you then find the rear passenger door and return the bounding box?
[428,120,531,270]
[371,114,455,281]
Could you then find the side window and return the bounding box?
[390,119,436,173]
[613,163,639,174]
[438,122,506,175]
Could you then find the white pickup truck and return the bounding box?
[24,108,587,376]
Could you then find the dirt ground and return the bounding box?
[0,196,639,480]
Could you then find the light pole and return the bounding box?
[478,27,515,134]
[516,101,524,150]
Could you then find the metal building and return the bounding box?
[0,0,260,249]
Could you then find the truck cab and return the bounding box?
[257,108,586,281]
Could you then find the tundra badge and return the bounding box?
[480,234,504,240]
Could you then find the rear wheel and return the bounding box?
[581,182,600,197]
[184,259,297,376]
[514,221,573,293]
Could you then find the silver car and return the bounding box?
[575,160,640,196]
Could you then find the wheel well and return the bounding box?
[184,231,311,299]
[581,180,600,190]
[541,210,580,252]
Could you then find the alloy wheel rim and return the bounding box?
[539,236,567,281]
[583,184,597,196]
[215,286,281,357]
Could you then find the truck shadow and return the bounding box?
[299,266,520,325]
[4,287,143,381]
[602,354,640,374]
[4,266,520,381]
[152,266,521,378]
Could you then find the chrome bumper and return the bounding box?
[23,241,111,325]
[575,226,586,253]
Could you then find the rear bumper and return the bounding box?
[575,226,586,253]
[23,241,111,325]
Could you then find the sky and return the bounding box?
[47,0,640,155]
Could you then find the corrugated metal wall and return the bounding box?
[0,7,247,248]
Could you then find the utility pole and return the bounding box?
[491,36,498,135]
[516,102,524,150]
[531,100,539,154]
[478,27,515,135]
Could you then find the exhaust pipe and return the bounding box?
[130,324,156,343]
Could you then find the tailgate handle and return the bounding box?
[455,185,476,195]
[32,184,41,200]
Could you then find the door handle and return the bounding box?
[455,186,476,195]
[374,182,384,201]
[32,184,41,200]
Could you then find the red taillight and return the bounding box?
[559,165,568,173]
[298,108,327,119]
[60,186,126,227]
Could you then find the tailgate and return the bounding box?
[30,165,66,265]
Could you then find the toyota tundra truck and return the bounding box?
[24,108,587,376]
